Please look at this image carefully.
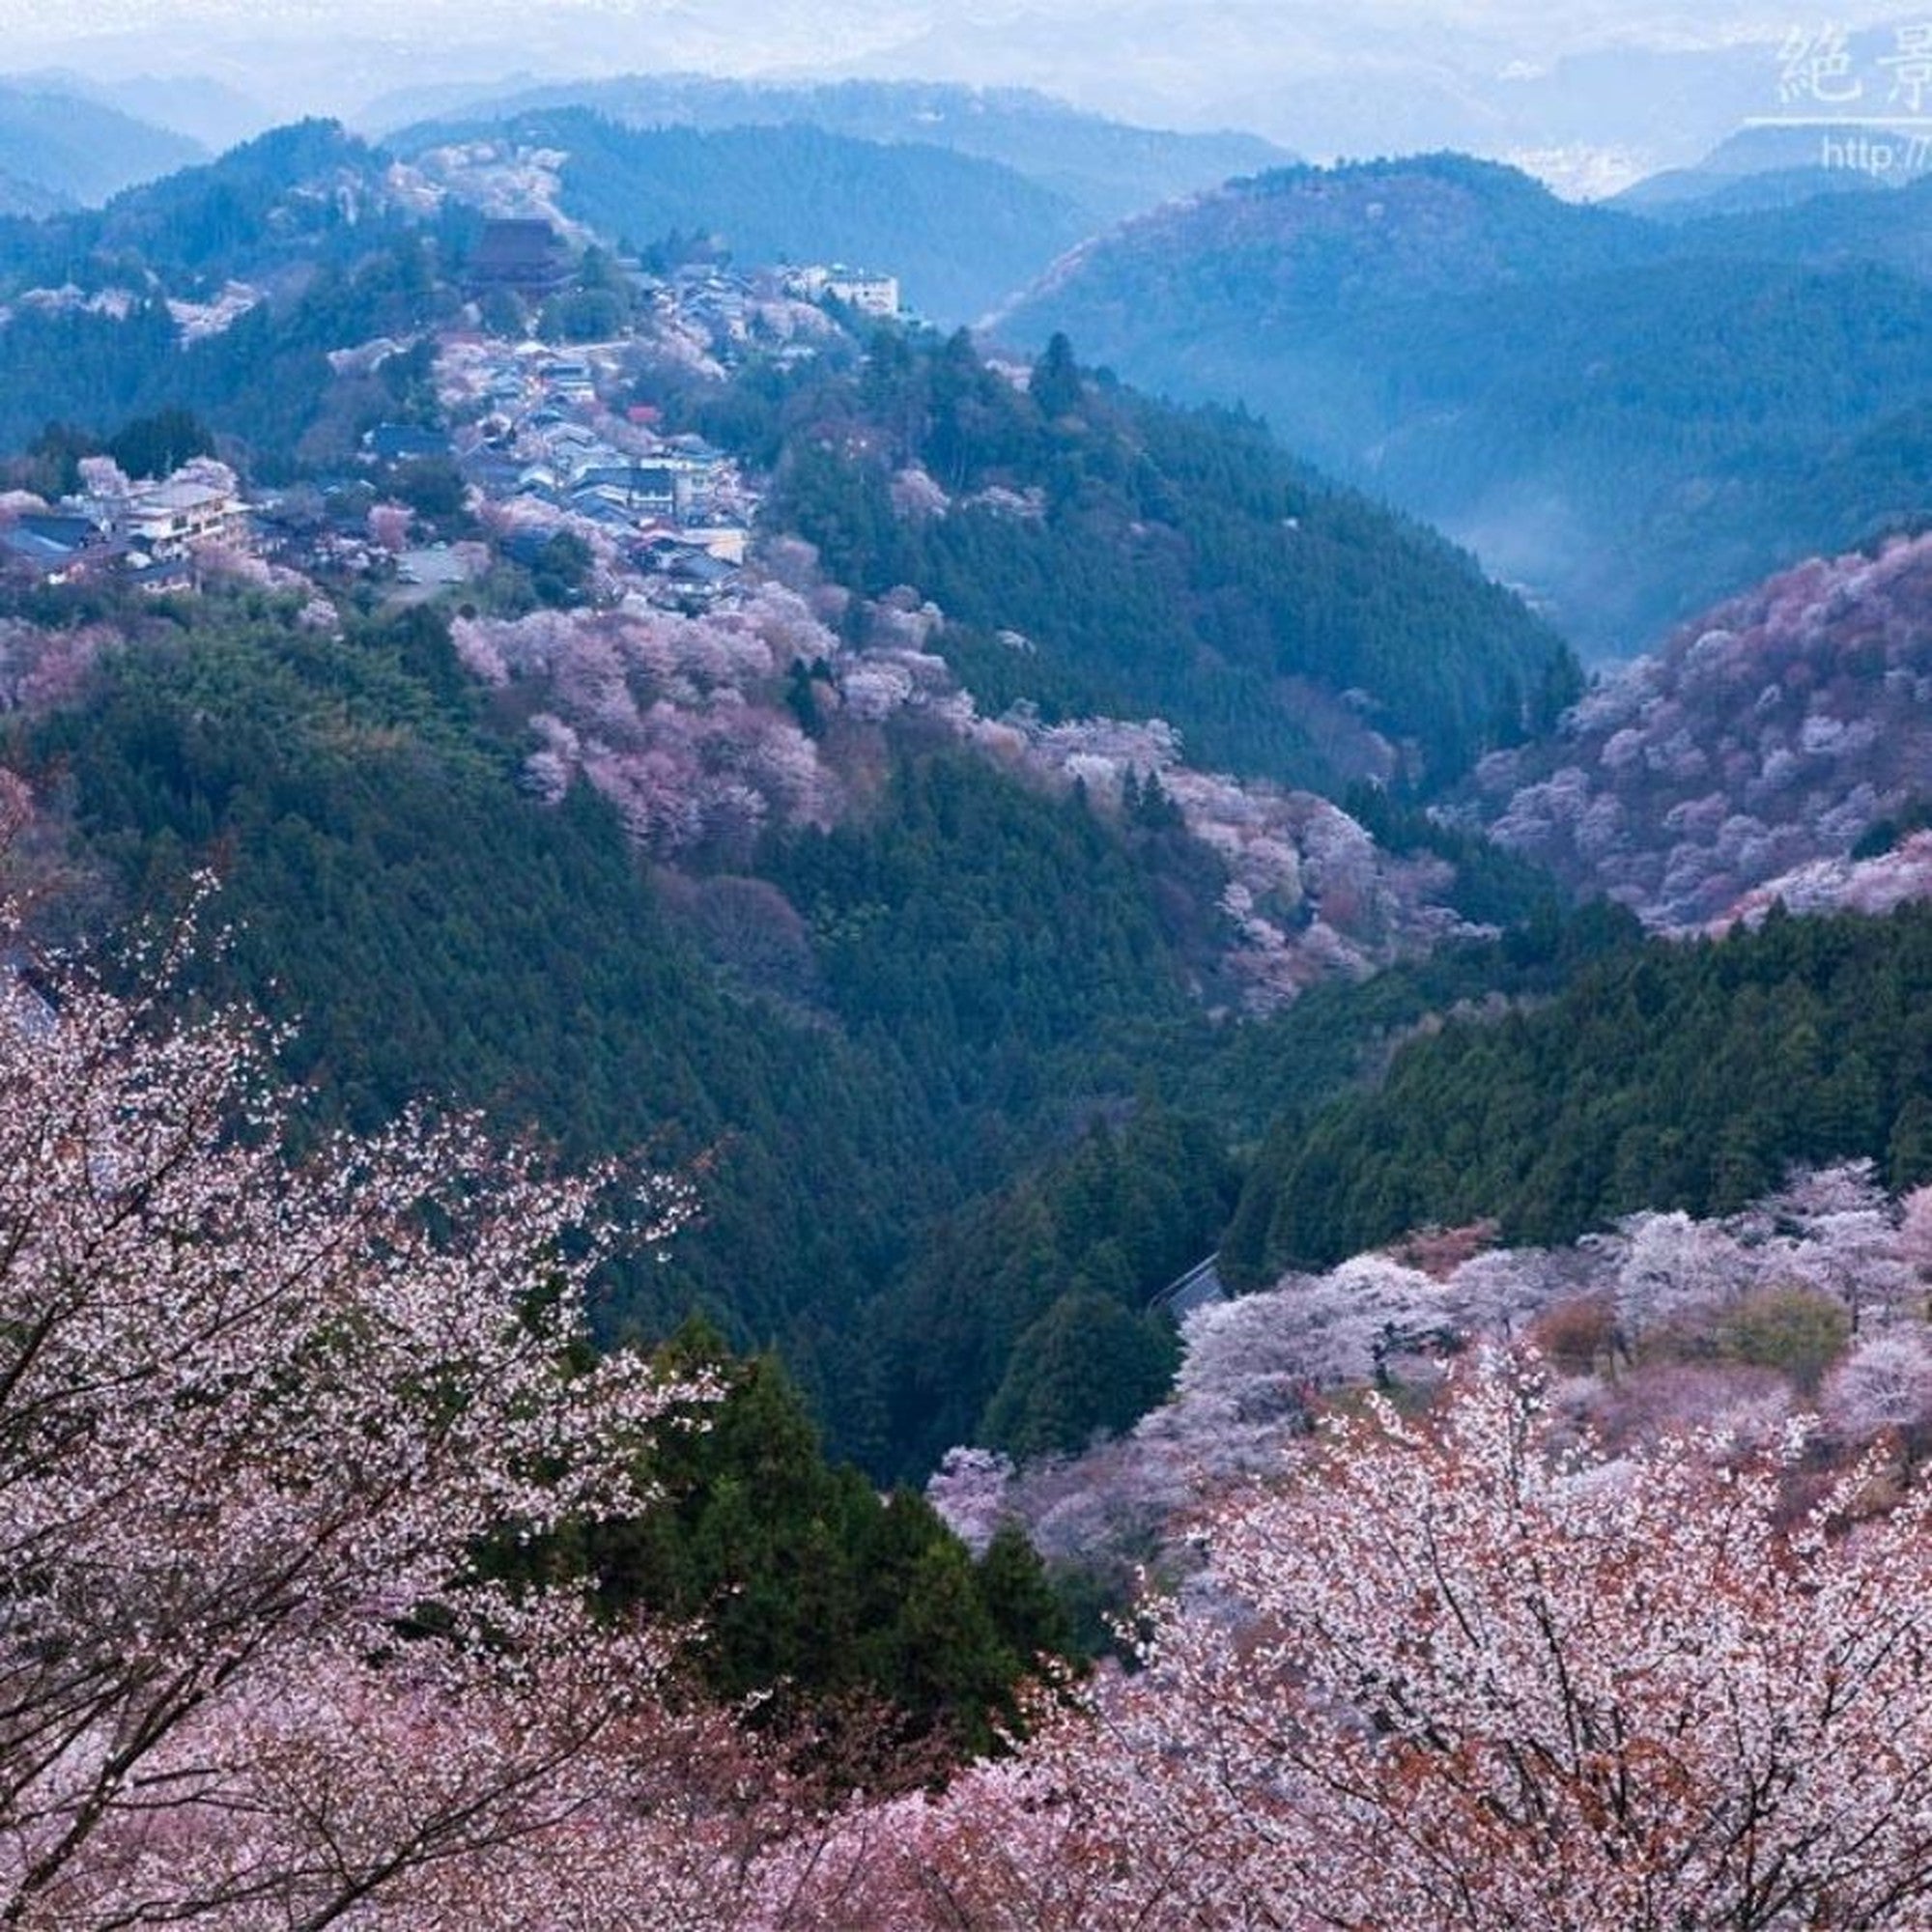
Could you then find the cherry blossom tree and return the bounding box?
[786,1353,1932,1929]
[1758,1161,1913,1334]
[925,1447,1016,1557]
[366,501,412,553]
[1823,1326,1932,1447]
[1611,1208,1753,1346]
[0,905,766,1927]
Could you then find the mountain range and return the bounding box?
[0,79,203,213]
[0,11,1836,188]
[993,153,1932,655]
[2,103,1931,1479]
[378,75,1291,230]
[14,38,1932,1913]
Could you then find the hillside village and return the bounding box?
[0,218,895,617]
[0,215,1518,1017]
[5,193,1927,1023]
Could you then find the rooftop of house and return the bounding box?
[362,424,450,464]
[128,557,194,592]
[0,527,79,568]
[499,528,566,568]
[570,498,640,530]
[128,480,232,514]
[15,513,107,551]
[460,456,524,494]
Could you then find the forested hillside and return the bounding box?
[380,74,1290,228]
[1228,902,1932,1278]
[0,114,1597,1483]
[995,155,1932,652]
[16,79,1932,1922]
[0,122,419,293]
[0,124,469,469]
[10,591,1253,1467]
[1473,530,1932,929]
[402,110,1094,325]
[12,115,1929,1498]
[730,327,1578,788]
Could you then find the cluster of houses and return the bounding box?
[639,260,896,350]
[0,223,902,618]
[779,264,900,318]
[462,213,896,365]
[414,332,758,604]
[0,463,249,593]
[0,329,760,610]
[657,261,900,348]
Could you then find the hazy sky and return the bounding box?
[6,0,1928,180]
[8,0,1918,71]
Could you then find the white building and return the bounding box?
[122,480,243,557]
[784,265,900,318]
[828,270,900,317]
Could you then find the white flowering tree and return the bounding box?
[0,913,763,1928]
[1823,1327,1932,1446]
[777,1353,1932,1929]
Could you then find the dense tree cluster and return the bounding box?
[18,961,1932,1931]
[0,898,755,1927]
[1476,530,1932,928]
[797,1354,1932,1929]
[0,573,1654,1484]
[872,1107,1236,1476]
[749,327,1578,787]
[0,126,471,473]
[1,593,1245,1477]
[447,559,1517,1013]
[1233,900,1932,1272]
[549,1323,1075,1762]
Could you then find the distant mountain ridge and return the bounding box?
[379,74,1293,229]
[1011,154,1662,321]
[0,168,67,220]
[1614,122,1930,218]
[0,79,204,211]
[0,120,426,299]
[15,67,268,152]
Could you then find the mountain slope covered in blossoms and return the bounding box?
[1473,531,1932,930]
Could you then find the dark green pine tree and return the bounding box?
[1889,1093,1932,1191]
[980,1289,1180,1459]
[1029,330,1085,421]
[887,1539,1023,1757]
[976,1520,1073,1669]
